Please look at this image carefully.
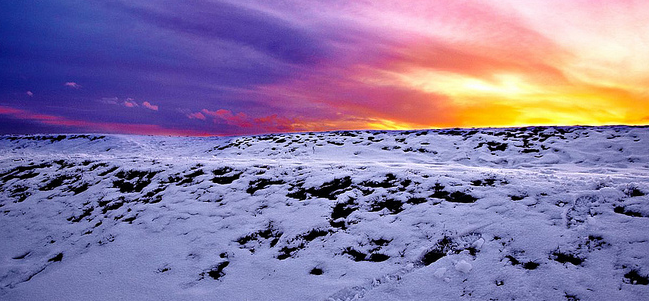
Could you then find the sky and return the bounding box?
[1,0,648,136]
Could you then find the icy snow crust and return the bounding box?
[1,126,648,300]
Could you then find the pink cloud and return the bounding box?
[123,98,139,108]
[142,101,159,111]
[202,109,253,128]
[254,114,296,131]
[64,82,82,89]
[99,97,119,105]
[187,112,206,120]
[26,91,34,97]
[188,108,304,134]
[0,105,211,136]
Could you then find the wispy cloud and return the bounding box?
[26,91,33,97]
[64,82,82,89]
[142,101,159,111]
[187,112,206,120]
[187,108,305,134]
[123,98,139,108]
[0,105,210,136]
[100,97,161,111]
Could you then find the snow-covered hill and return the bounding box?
[1,126,648,300]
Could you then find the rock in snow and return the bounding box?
[455,260,473,274]
[1,126,649,300]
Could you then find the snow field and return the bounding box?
[1,126,648,300]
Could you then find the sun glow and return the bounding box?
[394,70,540,100]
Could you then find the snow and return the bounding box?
[0,126,648,300]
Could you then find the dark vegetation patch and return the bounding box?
[67,134,106,141]
[624,270,649,285]
[9,185,30,202]
[327,140,344,146]
[583,235,609,251]
[367,253,390,262]
[505,255,520,266]
[342,248,368,262]
[68,206,94,223]
[421,234,482,266]
[301,229,330,241]
[510,194,527,201]
[331,198,359,221]
[178,169,205,185]
[212,166,233,176]
[624,186,645,197]
[83,160,108,171]
[236,223,283,252]
[277,245,302,260]
[476,141,508,152]
[521,148,540,153]
[371,238,391,246]
[403,147,431,153]
[445,191,477,204]
[406,197,427,204]
[430,183,478,203]
[369,198,404,214]
[523,261,540,270]
[156,266,170,273]
[287,185,308,200]
[67,182,90,195]
[0,163,48,182]
[53,160,75,169]
[3,135,105,142]
[40,174,78,191]
[421,236,454,266]
[201,261,229,281]
[551,250,584,266]
[122,215,137,223]
[112,170,158,193]
[100,199,125,214]
[141,186,166,204]
[247,178,285,194]
[6,135,65,142]
[308,177,353,200]
[12,251,31,260]
[97,166,118,177]
[48,253,63,262]
[361,173,399,189]
[614,206,643,217]
[211,172,242,185]
[471,177,508,187]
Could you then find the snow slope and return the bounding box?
[1,126,648,300]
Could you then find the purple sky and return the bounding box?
[2,0,648,135]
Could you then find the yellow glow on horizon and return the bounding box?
[393,69,541,101]
[348,66,649,131]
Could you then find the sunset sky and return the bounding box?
[1,0,648,135]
